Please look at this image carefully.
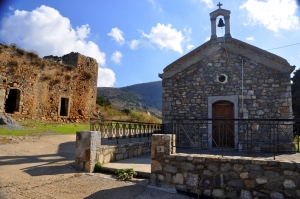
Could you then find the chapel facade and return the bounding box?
[159,5,295,150]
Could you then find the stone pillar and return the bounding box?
[150,134,176,185]
[224,15,231,38]
[210,17,217,39]
[75,130,101,172]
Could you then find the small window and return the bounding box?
[60,97,69,116]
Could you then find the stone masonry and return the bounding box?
[75,130,151,172]
[151,134,300,199]
[161,39,294,123]
[0,43,98,121]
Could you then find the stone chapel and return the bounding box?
[159,4,295,150]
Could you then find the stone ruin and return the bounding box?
[0,43,98,122]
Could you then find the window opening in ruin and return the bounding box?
[5,88,20,113]
[60,97,69,116]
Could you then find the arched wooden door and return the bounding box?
[212,101,234,148]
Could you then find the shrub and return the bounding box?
[16,48,26,56]
[8,60,19,67]
[115,168,137,181]
[121,108,131,115]
[28,51,39,58]
[32,58,42,66]
[10,43,17,50]
[94,162,102,172]
[63,65,75,72]
[96,96,112,107]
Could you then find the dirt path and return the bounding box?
[0,134,192,199]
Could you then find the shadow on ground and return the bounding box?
[0,141,76,176]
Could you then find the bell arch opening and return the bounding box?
[5,88,21,113]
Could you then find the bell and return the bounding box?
[217,18,225,27]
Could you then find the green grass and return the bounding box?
[294,136,300,152]
[0,120,89,136]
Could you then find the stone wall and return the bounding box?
[162,46,293,125]
[151,134,300,198]
[75,131,151,172]
[0,43,98,122]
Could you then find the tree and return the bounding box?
[292,68,300,118]
[96,96,112,107]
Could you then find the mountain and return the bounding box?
[97,81,162,118]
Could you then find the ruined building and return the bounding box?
[0,43,98,122]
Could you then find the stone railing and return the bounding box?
[90,119,163,139]
[75,131,151,172]
[151,134,300,198]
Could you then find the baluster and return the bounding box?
[133,124,137,138]
[122,123,127,138]
[100,121,104,138]
[108,122,113,139]
[139,124,142,141]
[129,123,132,143]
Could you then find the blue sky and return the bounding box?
[0,0,300,87]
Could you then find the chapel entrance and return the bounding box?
[5,88,21,113]
[212,100,234,148]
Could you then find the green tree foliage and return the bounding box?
[292,68,300,118]
[121,108,131,115]
[96,96,112,107]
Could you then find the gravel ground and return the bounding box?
[0,133,194,199]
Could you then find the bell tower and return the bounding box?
[210,2,232,40]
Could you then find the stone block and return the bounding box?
[186,173,198,187]
[173,173,184,184]
[228,180,243,187]
[181,162,195,170]
[283,179,296,189]
[151,160,162,172]
[163,165,177,173]
[212,189,225,198]
[244,180,255,189]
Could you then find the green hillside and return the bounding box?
[97,81,162,118]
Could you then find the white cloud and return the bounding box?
[111,51,123,64]
[205,37,210,41]
[0,5,116,87]
[108,27,125,45]
[147,0,163,11]
[187,44,195,51]
[240,0,299,32]
[97,68,116,87]
[246,37,255,41]
[130,39,140,50]
[8,5,14,11]
[142,23,184,54]
[200,0,214,8]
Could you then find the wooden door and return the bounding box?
[212,101,234,148]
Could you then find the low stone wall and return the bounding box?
[96,142,151,164]
[75,131,151,172]
[151,134,300,199]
